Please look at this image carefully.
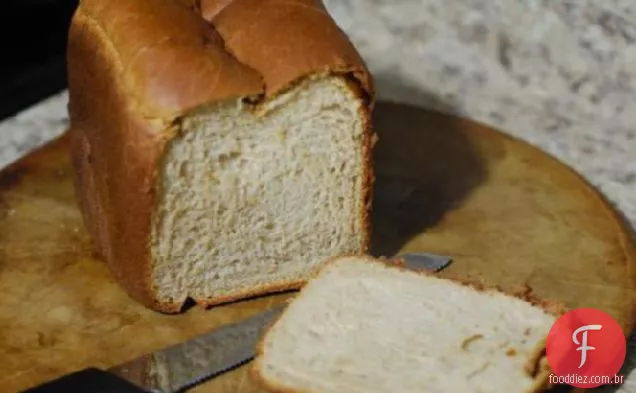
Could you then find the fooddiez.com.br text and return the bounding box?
[549,374,624,385]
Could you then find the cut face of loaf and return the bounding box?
[152,76,368,305]
[254,257,561,393]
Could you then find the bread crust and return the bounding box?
[251,255,564,393]
[67,0,374,312]
[207,0,374,101]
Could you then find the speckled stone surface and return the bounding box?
[0,90,68,169]
[0,0,635,390]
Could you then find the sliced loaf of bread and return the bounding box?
[67,0,374,312]
[253,256,563,393]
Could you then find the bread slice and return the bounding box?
[66,0,374,312]
[253,256,563,393]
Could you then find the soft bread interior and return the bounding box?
[256,257,557,393]
[151,75,367,305]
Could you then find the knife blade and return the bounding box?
[109,305,284,393]
[22,252,452,393]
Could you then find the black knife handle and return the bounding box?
[22,368,149,393]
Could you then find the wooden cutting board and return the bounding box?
[1,102,635,393]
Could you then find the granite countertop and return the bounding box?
[0,0,635,390]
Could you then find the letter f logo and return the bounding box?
[545,309,626,389]
[572,324,602,368]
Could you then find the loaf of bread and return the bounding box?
[66,0,375,312]
[254,256,563,393]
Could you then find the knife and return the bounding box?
[23,252,452,393]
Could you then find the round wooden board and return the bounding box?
[1,102,635,393]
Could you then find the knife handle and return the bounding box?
[22,368,149,393]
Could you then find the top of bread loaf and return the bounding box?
[70,0,373,120]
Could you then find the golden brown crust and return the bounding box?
[207,0,374,100]
[68,0,374,312]
[345,78,376,254]
[68,9,169,312]
[200,0,233,20]
[75,0,264,118]
[251,255,561,393]
[359,123,375,253]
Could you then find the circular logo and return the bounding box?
[546,308,626,388]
